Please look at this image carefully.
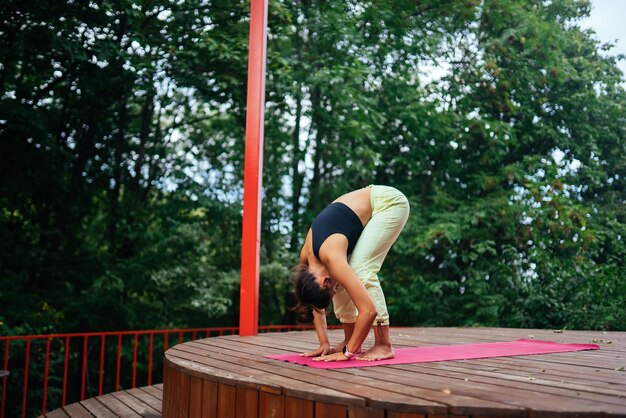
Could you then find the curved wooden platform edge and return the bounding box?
[163,354,378,418]
[161,327,626,418]
[39,384,163,418]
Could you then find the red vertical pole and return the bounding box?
[132,333,138,388]
[99,336,105,395]
[115,335,121,392]
[42,337,50,415]
[80,336,87,400]
[239,0,269,337]
[2,340,9,418]
[21,338,30,418]
[62,336,69,406]
[147,332,154,386]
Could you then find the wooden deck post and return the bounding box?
[239,0,268,337]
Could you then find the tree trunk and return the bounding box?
[131,81,155,202]
[108,10,129,260]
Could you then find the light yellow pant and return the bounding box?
[332,185,410,326]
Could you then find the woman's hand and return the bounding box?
[312,351,350,362]
[300,342,334,358]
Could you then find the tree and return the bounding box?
[0,0,623,341]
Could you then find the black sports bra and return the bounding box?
[311,202,364,260]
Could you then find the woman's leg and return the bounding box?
[365,324,393,361]
[332,286,357,325]
[348,185,409,360]
[331,285,358,351]
[332,322,356,353]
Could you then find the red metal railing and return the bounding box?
[0,324,328,418]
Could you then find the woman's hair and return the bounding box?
[290,264,332,323]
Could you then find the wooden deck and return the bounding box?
[41,327,626,418]
[40,384,162,418]
[163,327,626,418]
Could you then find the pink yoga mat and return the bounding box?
[264,339,600,369]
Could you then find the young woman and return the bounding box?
[292,185,409,362]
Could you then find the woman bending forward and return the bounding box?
[292,185,409,362]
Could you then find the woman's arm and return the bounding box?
[301,308,334,357]
[315,255,376,361]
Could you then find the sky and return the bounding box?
[580,0,626,77]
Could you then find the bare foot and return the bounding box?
[357,344,394,361]
[334,341,365,356]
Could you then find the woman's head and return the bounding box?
[291,265,333,323]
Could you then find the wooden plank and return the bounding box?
[80,398,118,418]
[398,329,625,358]
[62,402,93,418]
[126,388,162,413]
[428,415,467,418]
[228,332,339,353]
[95,394,142,417]
[376,364,622,416]
[111,390,160,418]
[202,380,218,418]
[347,406,384,418]
[429,327,626,344]
[45,408,70,418]
[438,357,626,386]
[284,397,313,418]
[235,387,258,418]
[217,384,236,418]
[172,363,184,418]
[141,385,164,401]
[394,360,626,404]
[259,391,284,418]
[399,326,621,338]
[166,363,180,418]
[409,360,626,399]
[179,370,190,418]
[162,361,173,418]
[189,376,203,418]
[314,401,347,418]
[386,413,425,418]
